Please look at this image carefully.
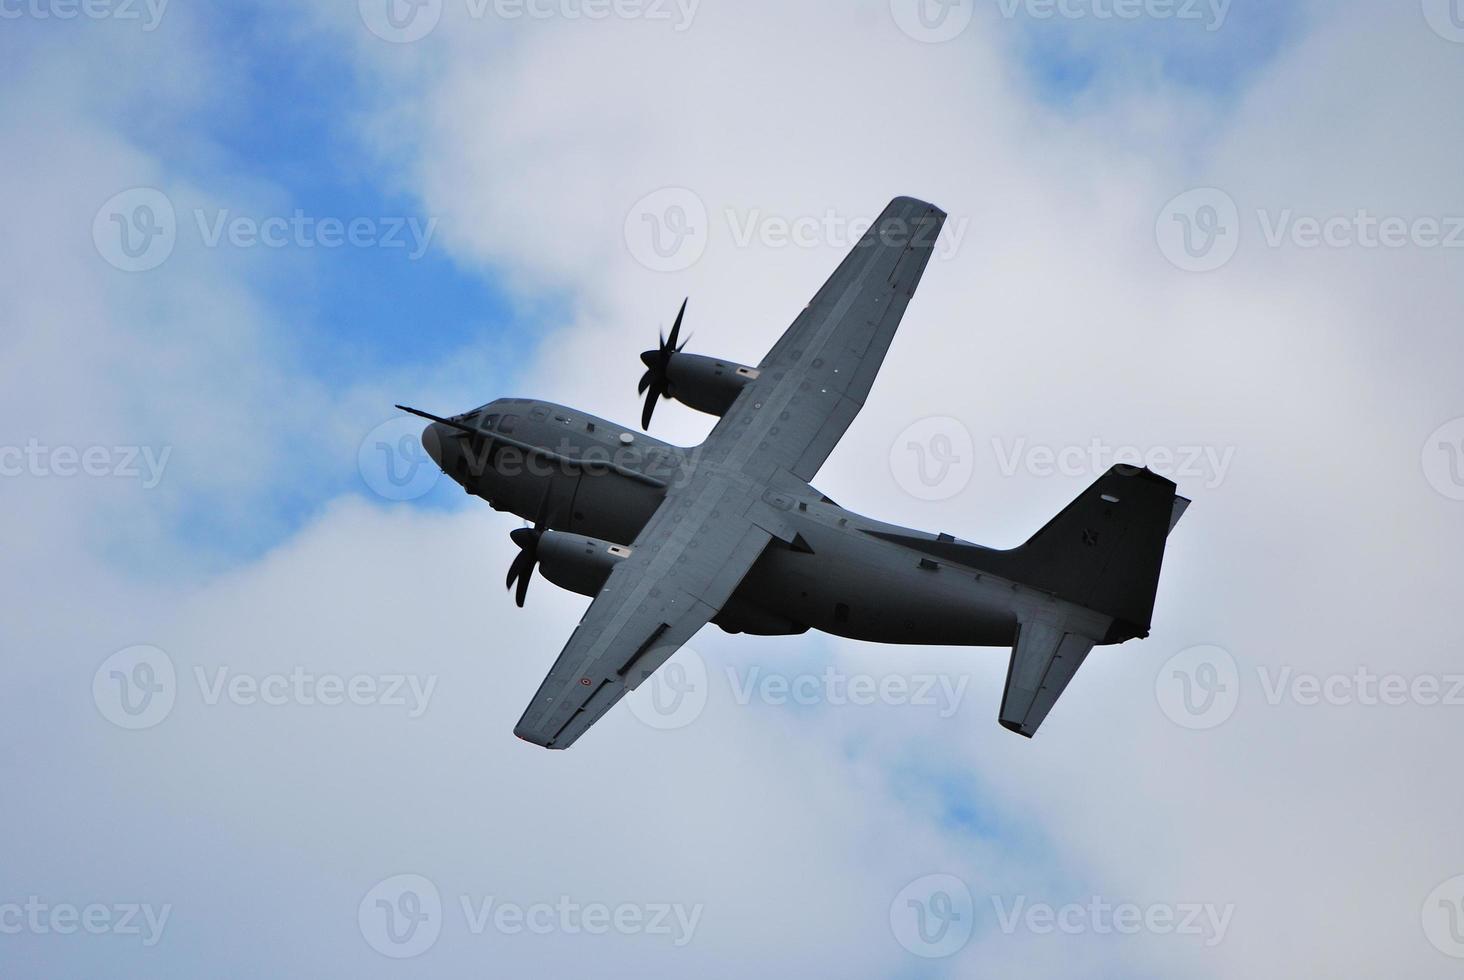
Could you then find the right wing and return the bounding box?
[513,465,774,749]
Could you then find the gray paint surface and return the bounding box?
[413,197,1187,749]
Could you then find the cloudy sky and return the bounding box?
[4,0,1464,975]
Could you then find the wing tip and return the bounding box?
[889,194,947,219]
[513,725,558,749]
[999,718,1037,739]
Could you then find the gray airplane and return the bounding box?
[400,196,1189,749]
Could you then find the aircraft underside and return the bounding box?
[400,196,1188,748]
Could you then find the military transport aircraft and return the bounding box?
[398,196,1189,749]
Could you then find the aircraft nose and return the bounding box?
[421,422,451,470]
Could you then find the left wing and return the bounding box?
[514,464,774,749]
[703,195,946,482]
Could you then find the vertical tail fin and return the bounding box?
[988,465,1185,643]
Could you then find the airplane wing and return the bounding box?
[515,196,946,748]
[704,195,947,482]
[514,464,775,748]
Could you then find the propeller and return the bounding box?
[637,297,689,430]
[505,524,544,608]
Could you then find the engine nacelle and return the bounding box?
[664,353,760,417]
[537,531,634,598]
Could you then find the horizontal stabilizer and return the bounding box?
[1000,618,1096,738]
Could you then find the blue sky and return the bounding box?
[68,0,1310,568]
[9,1,1464,976]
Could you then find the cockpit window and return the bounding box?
[529,407,548,421]
[484,414,500,430]
[499,415,519,434]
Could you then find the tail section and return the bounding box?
[868,465,1189,737]
[981,465,1185,643]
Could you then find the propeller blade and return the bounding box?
[637,298,689,431]
[666,298,687,353]
[505,524,544,608]
[640,380,663,430]
[505,548,531,589]
[513,566,531,607]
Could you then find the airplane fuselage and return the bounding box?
[426,398,1018,647]
[403,196,1181,747]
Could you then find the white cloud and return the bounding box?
[7,0,1464,975]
